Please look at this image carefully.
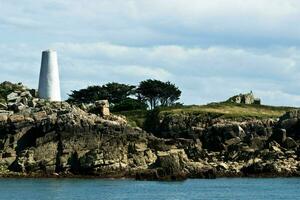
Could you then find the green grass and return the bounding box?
[114,109,148,127]
[159,102,296,119]
[113,102,297,128]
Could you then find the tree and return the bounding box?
[111,98,148,112]
[67,82,136,105]
[159,81,182,107]
[136,79,160,109]
[67,85,106,104]
[137,79,181,109]
[68,80,181,111]
[102,82,135,104]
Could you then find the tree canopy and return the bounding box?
[67,80,181,111]
[103,82,135,104]
[67,85,105,104]
[67,82,135,105]
[137,79,181,109]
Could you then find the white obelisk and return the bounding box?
[38,50,61,101]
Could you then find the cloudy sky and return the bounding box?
[1,0,300,106]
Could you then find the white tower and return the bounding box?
[38,50,61,101]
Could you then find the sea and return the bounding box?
[0,178,299,200]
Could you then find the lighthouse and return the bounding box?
[38,50,61,101]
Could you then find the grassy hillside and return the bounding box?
[115,102,297,128]
[160,102,296,119]
[115,109,148,127]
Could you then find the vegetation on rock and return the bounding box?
[0,81,300,180]
[68,79,181,111]
[117,102,295,130]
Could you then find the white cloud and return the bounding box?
[1,42,300,106]
[111,65,171,80]
[2,0,300,46]
[1,1,300,106]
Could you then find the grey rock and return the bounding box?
[20,91,32,98]
[1,81,300,179]
[271,146,284,155]
[7,92,19,102]
[284,137,298,149]
[270,129,286,144]
[250,137,267,150]
[225,137,241,146]
[81,100,110,116]
[12,103,26,112]
[0,103,7,110]
[95,100,110,116]
[28,99,38,108]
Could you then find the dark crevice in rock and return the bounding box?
[55,132,63,173]
[69,152,80,174]
[16,127,45,154]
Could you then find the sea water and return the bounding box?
[0,178,299,200]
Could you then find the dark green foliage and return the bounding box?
[68,82,135,104]
[137,79,181,109]
[68,80,181,111]
[114,109,148,127]
[111,98,147,112]
[143,108,161,133]
[67,85,105,104]
[103,82,136,104]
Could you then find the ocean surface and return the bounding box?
[0,178,299,200]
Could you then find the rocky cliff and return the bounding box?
[0,82,300,180]
[142,107,300,178]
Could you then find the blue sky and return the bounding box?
[1,0,300,106]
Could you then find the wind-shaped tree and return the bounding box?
[137,79,181,109]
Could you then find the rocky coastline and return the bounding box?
[0,82,300,180]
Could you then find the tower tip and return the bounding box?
[42,49,56,53]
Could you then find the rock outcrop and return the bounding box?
[0,82,300,180]
[79,100,110,117]
[227,91,261,105]
[142,109,300,178]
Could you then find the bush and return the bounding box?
[111,98,148,112]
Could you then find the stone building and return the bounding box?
[227,91,261,105]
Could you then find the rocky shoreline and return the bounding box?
[0,82,300,180]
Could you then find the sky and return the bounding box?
[1,0,300,106]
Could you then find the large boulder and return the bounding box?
[250,136,267,150]
[80,100,110,117]
[95,100,110,116]
[152,149,189,180]
[202,123,245,151]
[277,110,300,139]
[241,161,279,176]
[284,137,298,149]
